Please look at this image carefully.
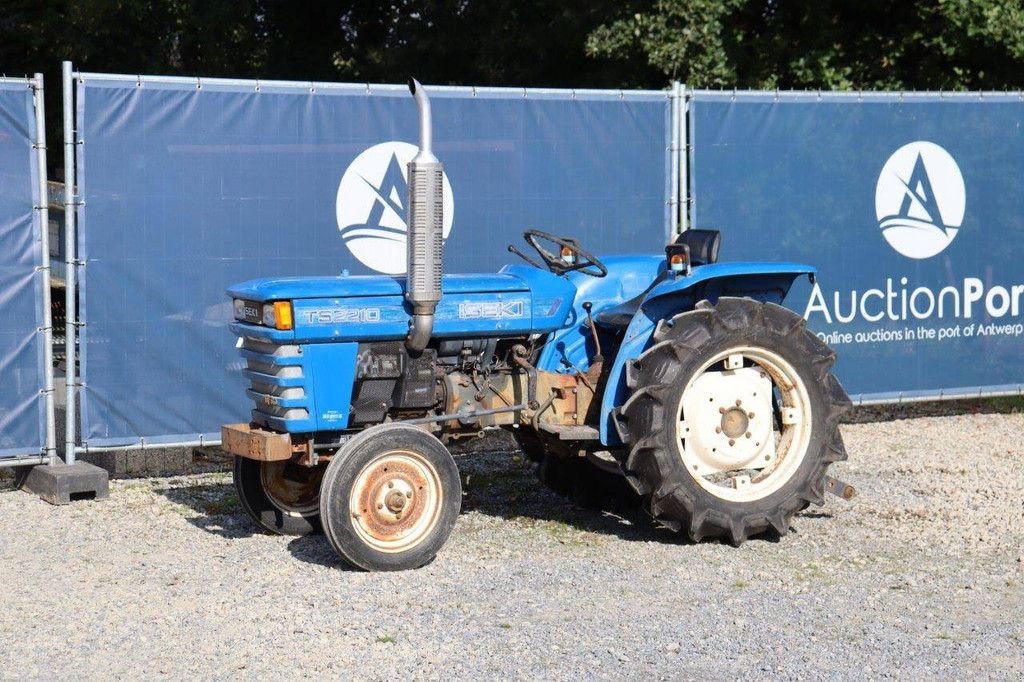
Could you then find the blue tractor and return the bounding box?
[222,80,851,571]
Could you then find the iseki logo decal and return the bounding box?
[335,141,455,274]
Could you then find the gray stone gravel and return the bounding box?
[1,407,1022,679]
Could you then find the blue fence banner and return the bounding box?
[689,91,1024,401]
[0,80,45,457]
[76,74,671,446]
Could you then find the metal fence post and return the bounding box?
[32,74,57,466]
[679,84,689,232]
[669,81,680,237]
[62,61,78,465]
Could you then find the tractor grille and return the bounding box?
[239,337,311,429]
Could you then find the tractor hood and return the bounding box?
[227,265,577,343]
[227,273,530,302]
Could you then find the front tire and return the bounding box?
[619,297,851,544]
[233,456,324,536]
[320,424,462,571]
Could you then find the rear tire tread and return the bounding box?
[620,297,851,544]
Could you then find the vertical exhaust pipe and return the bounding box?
[405,77,444,353]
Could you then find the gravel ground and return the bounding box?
[1,406,1022,679]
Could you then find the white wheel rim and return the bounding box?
[348,450,443,553]
[675,346,812,502]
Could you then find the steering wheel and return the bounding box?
[509,229,608,278]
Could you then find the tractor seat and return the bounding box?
[594,229,721,331]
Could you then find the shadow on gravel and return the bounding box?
[155,481,357,569]
[453,449,681,544]
[155,440,794,560]
[284,535,356,569]
[157,482,266,540]
[447,448,788,547]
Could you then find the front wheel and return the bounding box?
[234,456,324,535]
[319,424,461,571]
[619,297,851,544]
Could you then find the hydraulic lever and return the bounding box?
[582,301,603,363]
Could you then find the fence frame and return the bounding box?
[65,67,680,453]
[63,77,1024,456]
[685,88,1024,405]
[0,74,57,468]
[62,62,81,464]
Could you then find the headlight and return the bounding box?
[261,303,276,327]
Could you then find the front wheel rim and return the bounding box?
[675,346,812,502]
[259,460,324,516]
[348,450,443,553]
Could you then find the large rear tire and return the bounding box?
[320,424,461,571]
[619,297,851,544]
[233,456,323,536]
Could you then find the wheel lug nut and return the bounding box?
[719,407,726,414]
[728,439,735,446]
[748,412,755,419]
[387,481,394,489]
[406,491,413,498]
[377,503,383,510]
[735,399,742,407]
[745,432,752,438]
[715,427,722,434]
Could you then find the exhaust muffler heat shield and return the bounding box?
[406,160,444,311]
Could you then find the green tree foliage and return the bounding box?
[0,0,638,85]
[587,0,1024,90]
[5,0,1024,91]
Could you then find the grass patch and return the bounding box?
[376,635,396,644]
[795,561,833,585]
[509,517,600,547]
[204,491,240,516]
[989,396,1024,413]
[117,480,153,491]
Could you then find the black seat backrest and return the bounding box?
[674,229,721,266]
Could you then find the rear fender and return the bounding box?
[598,263,815,445]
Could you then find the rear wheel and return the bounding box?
[619,297,850,544]
[233,456,324,535]
[320,424,461,571]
